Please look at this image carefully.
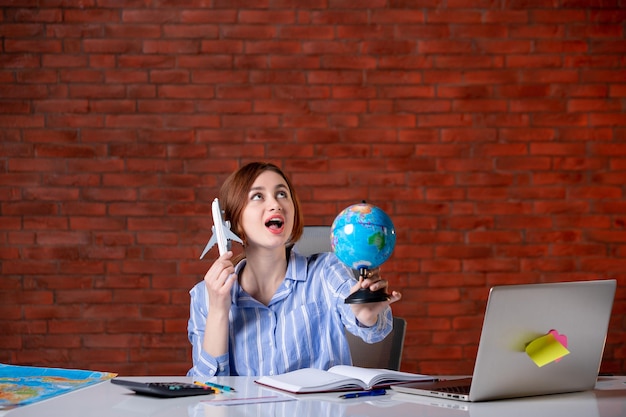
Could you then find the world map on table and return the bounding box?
[0,363,116,410]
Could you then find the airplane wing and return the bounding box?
[200,198,243,259]
[199,231,217,260]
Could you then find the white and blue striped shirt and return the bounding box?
[187,250,393,378]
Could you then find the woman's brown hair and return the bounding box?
[219,162,304,258]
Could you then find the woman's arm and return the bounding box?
[187,252,237,378]
[348,268,402,327]
[319,253,396,342]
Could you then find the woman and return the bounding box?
[187,162,402,378]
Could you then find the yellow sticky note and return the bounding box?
[525,333,570,367]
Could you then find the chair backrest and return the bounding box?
[292,225,333,256]
[294,225,407,370]
[345,316,406,370]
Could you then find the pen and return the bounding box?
[203,382,236,392]
[193,381,213,389]
[339,389,386,399]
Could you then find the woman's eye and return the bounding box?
[277,191,288,199]
[251,193,263,201]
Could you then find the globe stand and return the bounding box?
[344,267,391,304]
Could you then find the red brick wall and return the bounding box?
[1,1,625,376]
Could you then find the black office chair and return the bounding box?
[345,316,406,370]
[293,226,407,370]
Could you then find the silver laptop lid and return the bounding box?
[469,279,616,401]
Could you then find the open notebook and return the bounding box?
[392,279,616,402]
[255,365,433,394]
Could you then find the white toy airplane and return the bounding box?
[200,198,243,259]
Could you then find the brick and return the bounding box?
[83,334,142,348]
[510,186,567,200]
[527,70,583,86]
[481,40,535,55]
[129,347,188,363]
[5,290,54,305]
[463,259,520,272]
[307,70,363,84]
[106,319,164,334]
[16,70,58,84]
[427,10,482,23]
[590,113,626,126]
[590,9,626,23]
[533,9,587,23]
[468,231,523,244]
[555,215,612,229]
[0,143,33,159]
[496,156,552,170]
[6,39,62,54]
[239,10,296,24]
[580,257,626,272]
[0,23,45,37]
[592,40,626,54]
[397,99,451,114]
[479,201,535,215]
[551,243,606,256]
[447,174,498,195]
[530,142,586,156]
[3,201,56,217]
[456,185,502,203]
[496,244,549,258]
[267,143,315,158]
[554,157,605,171]
[435,246,492,259]
[532,172,584,185]
[23,304,82,320]
[1,315,48,335]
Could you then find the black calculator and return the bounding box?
[111,379,215,398]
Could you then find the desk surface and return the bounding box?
[4,375,626,417]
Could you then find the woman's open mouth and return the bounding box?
[265,216,285,233]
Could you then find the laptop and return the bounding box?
[391,279,616,402]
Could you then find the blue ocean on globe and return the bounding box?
[330,203,396,270]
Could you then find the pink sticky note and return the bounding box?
[548,330,568,362]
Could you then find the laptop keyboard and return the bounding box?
[437,384,470,395]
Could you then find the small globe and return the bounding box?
[330,203,396,270]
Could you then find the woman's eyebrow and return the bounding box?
[249,183,288,193]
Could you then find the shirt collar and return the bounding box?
[285,248,308,282]
[231,249,309,306]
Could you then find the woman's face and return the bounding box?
[240,170,295,250]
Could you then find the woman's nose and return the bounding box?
[266,196,281,211]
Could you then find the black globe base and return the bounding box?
[344,287,390,304]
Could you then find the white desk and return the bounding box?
[4,376,626,417]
